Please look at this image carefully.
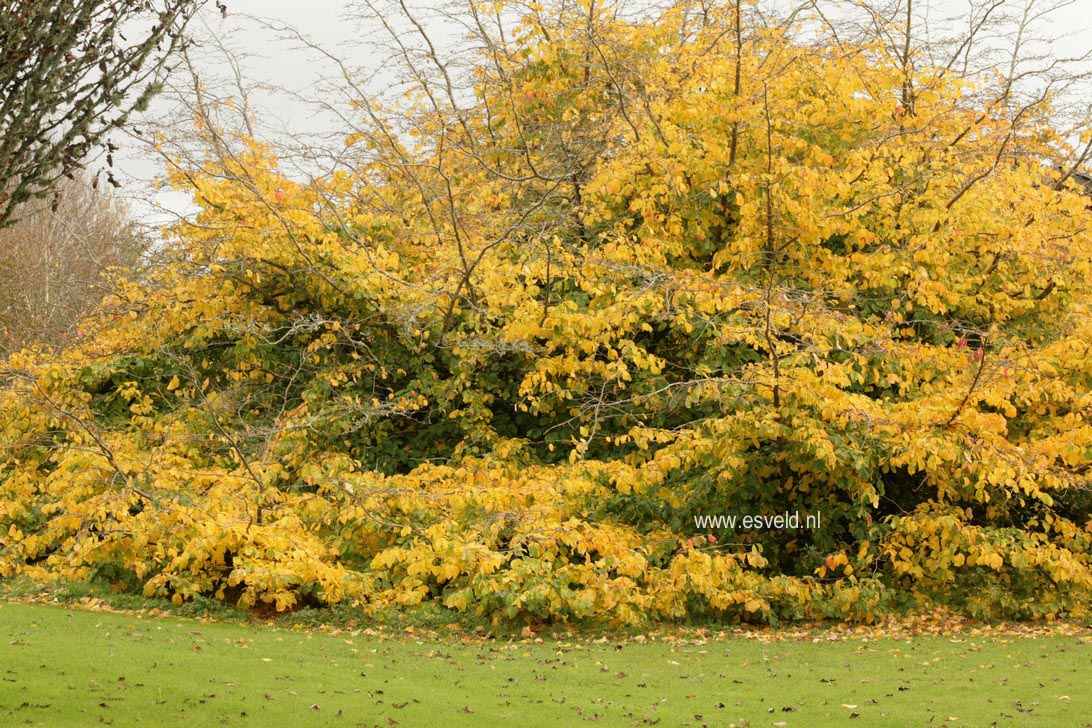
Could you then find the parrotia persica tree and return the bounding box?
[1,0,1089,623]
[0,0,204,228]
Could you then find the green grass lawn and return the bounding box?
[0,601,1088,727]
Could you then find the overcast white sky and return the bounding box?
[116,0,1092,225]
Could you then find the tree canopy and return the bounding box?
[0,0,1089,624]
[0,0,203,228]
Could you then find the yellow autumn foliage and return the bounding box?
[1,0,1089,624]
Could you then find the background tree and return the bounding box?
[0,0,205,229]
[0,177,147,356]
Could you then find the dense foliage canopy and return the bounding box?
[1,0,1089,623]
